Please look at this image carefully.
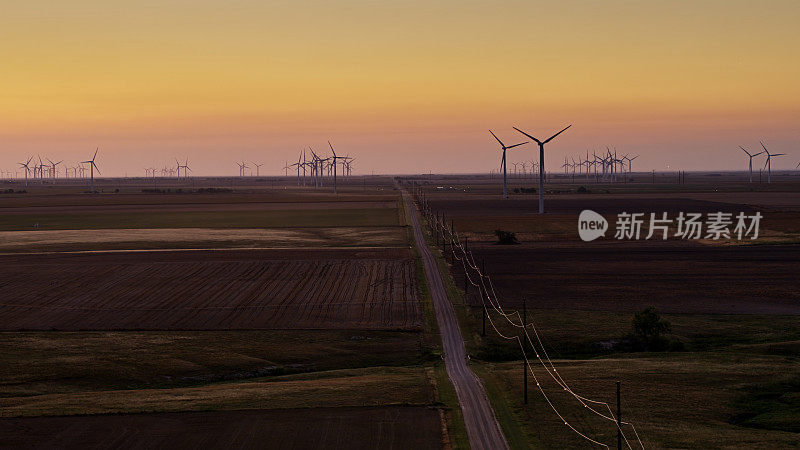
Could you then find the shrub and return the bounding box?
[494,229,519,245]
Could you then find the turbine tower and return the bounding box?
[328,141,346,194]
[760,141,785,184]
[513,125,571,213]
[739,146,763,183]
[624,154,639,179]
[81,148,100,192]
[18,157,33,187]
[489,130,527,199]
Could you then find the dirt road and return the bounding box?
[403,192,509,450]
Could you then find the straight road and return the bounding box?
[403,191,509,450]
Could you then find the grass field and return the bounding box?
[0,365,435,417]
[0,329,433,397]
[0,226,408,253]
[489,353,800,449]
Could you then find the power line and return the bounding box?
[410,183,646,449]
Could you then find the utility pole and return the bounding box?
[523,359,528,404]
[462,237,469,297]
[617,381,622,450]
[450,220,456,262]
[522,296,526,329]
[441,213,446,250]
[482,304,487,337]
[435,212,440,246]
[481,259,486,337]
[523,295,528,404]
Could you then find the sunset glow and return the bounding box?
[2,0,799,175]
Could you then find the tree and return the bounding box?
[631,307,671,350]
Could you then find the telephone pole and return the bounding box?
[617,381,622,450]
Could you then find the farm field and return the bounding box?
[0,248,422,331]
[424,190,800,243]
[0,188,401,231]
[0,184,454,448]
[455,243,800,315]
[0,207,400,231]
[0,406,443,450]
[407,175,800,448]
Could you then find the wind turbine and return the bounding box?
[36,155,45,182]
[328,141,346,194]
[513,125,571,213]
[310,148,329,188]
[489,129,527,198]
[252,162,264,177]
[739,146,763,183]
[18,157,33,187]
[344,157,355,176]
[760,141,785,184]
[236,161,248,177]
[624,154,639,180]
[47,159,62,179]
[302,148,310,186]
[182,158,191,178]
[81,148,100,192]
[293,151,302,185]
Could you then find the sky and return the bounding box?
[1,0,799,176]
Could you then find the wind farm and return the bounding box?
[2,134,799,449]
[1,1,799,449]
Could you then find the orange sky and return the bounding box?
[1,0,799,176]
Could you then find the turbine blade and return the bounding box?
[505,142,528,149]
[542,125,572,144]
[511,127,542,145]
[739,146,751,157]
[488,129,505,147]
